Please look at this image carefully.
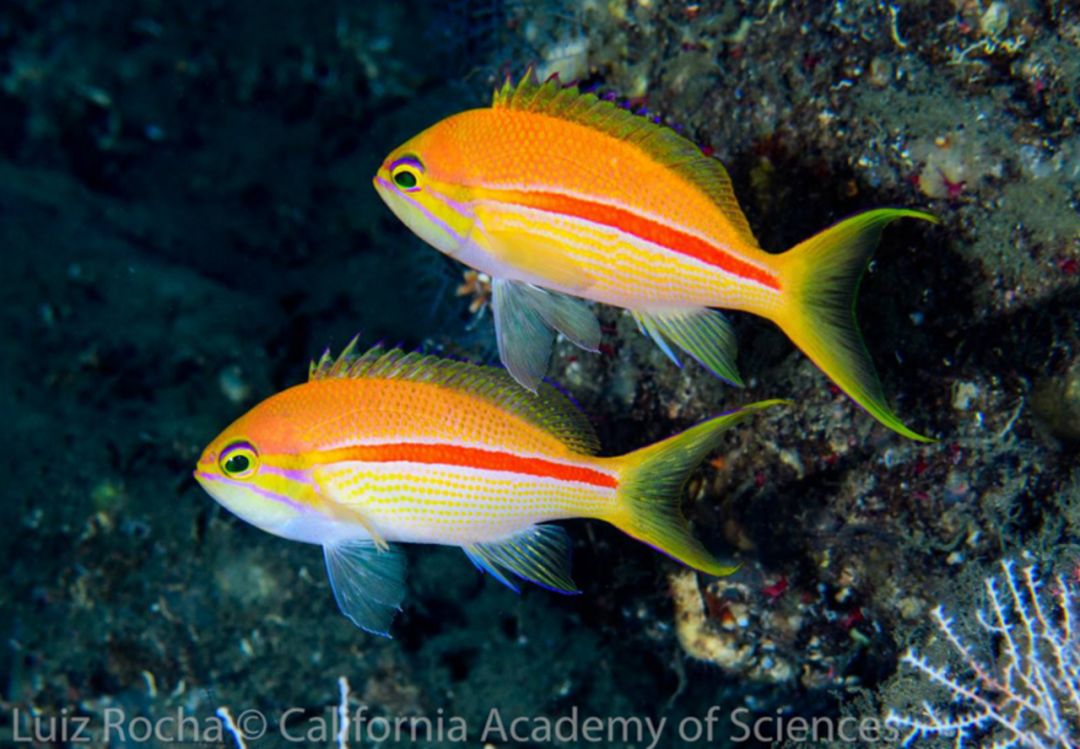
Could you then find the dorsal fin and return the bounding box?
[309,337,601,455]
[493,71,760,248]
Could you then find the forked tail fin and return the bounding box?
[609,400,786,576]
[773,208,937,442]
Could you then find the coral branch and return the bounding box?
[886,561,1079,748]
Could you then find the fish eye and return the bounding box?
[219,441,258,478]
[389,155,424,192]
[393,169,418,190]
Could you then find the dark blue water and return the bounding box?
[2,1,1078,747]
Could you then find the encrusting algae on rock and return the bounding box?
[669,568,800,684]
[671,568,754,672]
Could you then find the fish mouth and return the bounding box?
[372,175,393,195]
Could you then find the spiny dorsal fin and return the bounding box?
[493,71,759,248]
[309,337,600,455]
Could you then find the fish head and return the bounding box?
[373,123,478,260]
[194,393,318,539]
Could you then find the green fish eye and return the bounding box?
[219,441,258,478]
[393,169,418,190]
[389,155,424,192]
[224,454,249,473]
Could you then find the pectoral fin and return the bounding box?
[493,279,600,391]
[631,307,743,387]
[323,538,406,637]
[463,524,579,594]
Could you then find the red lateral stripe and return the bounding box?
[497,190,781,290]
[315,443,618,489]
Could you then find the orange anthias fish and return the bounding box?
[373,73,937,441]
[194,339,783,636]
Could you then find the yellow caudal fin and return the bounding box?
[774,209,938,442]
[608,401,787,576]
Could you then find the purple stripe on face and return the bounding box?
[389,154,424,172]
[427,189,472,219]
[220,440,255,461]
[414,202,464,247]
[376,177,465,248]
[260,464,312,483]
[194,470,307,512]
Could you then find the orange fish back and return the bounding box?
[432,107,757,257]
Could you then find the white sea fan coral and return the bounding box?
[887,561,1080,748]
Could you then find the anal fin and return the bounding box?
[493,279,600,391]
[324,538,406,637]
[631,308,743,387]
[464,524,579,594]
